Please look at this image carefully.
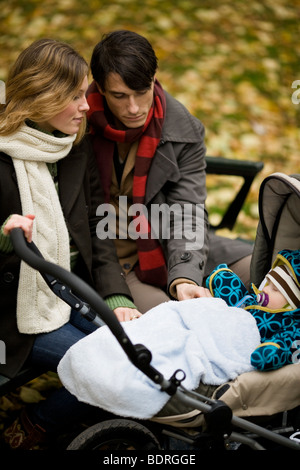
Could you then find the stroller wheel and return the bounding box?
[66,418,161,450]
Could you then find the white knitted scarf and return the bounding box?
[0,124,76,334]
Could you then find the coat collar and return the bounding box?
[161,91,204,143]
[144,91,202,205]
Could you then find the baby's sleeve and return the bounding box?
[206,264,249,307]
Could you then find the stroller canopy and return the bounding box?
[250,172,300,287]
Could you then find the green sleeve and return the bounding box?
[104,295,137,311]
[0,216,13,253]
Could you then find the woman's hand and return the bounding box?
[3,214,35,243]
[176,282,212,301]
[113,307,142,322]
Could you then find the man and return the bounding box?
[87,30,252,312]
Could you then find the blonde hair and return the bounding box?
[0,38,89,143]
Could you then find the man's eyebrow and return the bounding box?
[108,89,126,94]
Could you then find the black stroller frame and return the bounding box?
[5,227,300,451]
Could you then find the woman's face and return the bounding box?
[38,76,89,135]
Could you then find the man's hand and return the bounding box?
[176,282,212,301]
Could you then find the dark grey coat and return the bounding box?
[144,91,252,291]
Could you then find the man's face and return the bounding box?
[97,72,154,129]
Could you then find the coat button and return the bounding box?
[3,272,15,283]
[180,252,191,261]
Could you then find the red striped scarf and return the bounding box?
[87,80,168,287]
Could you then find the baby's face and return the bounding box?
[262,280,287,309]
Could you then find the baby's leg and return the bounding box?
[251,328,300,371]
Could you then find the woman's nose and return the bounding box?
[80,96,90,112]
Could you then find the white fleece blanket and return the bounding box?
[58,298,260,419]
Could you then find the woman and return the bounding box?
[0,38,140,449]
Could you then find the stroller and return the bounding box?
[7,172,300,451]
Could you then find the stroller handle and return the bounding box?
[10,228,167,388]
[9,229,300,450]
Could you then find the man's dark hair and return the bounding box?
[90,30,158,91]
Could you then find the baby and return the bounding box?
[202,249,300,371]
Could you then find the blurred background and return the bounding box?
[0,0,299,239]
